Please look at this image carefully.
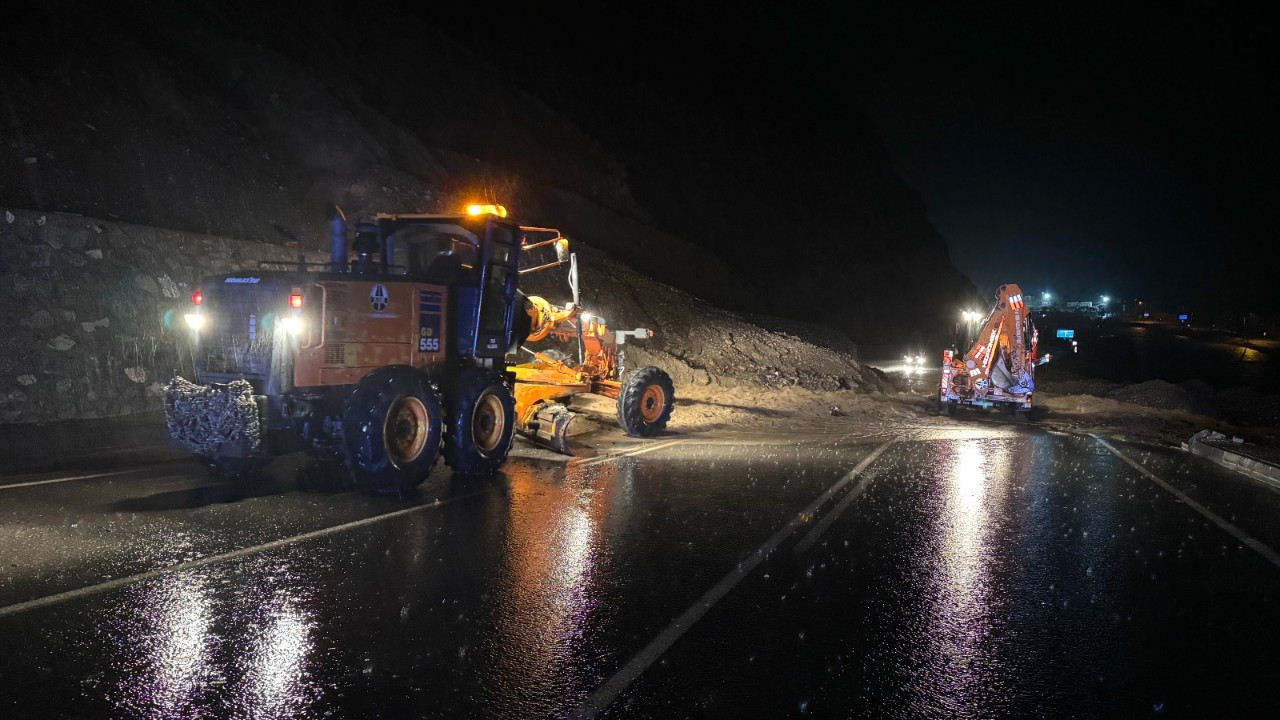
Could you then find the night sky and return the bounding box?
[437,3,1277,316]
[836,4,1275,311]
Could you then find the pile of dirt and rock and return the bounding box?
[519,241,890,396]
[1106,379,1214,414]
[1039,370,1280,429]
[1030,369,1280,447]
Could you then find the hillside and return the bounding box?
[1,1,977,355]
[0,0,750,315]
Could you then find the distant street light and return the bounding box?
[959,309,982,345]
[1101,295,1110,304]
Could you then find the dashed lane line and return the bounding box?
[0,468,148,491]
[0,437,691,618]
[568,439,684,468]
[572,440,894,718]
[0,489,492,619]
[1093,435,1280,569]
[794,469,886,554]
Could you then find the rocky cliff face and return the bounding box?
[0,208,325,423]
[0,1,749,312]
[1,0,971,362]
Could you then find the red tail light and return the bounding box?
[192,289,203,306]
[289,293,304,309]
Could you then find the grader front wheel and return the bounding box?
[616,366,675,437]
[444,367,516,477]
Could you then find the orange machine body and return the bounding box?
[506,228,658,451]
[291,280,449,387]
[510,307,624,428]
[939,283,1038,412]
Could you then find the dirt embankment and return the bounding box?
[519,242,890,395]
[1033,375,1280,447]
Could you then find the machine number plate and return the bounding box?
[418,290,442,354]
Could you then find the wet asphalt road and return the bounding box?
[3,423,1280,718]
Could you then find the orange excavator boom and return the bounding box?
[939,283,1038,415]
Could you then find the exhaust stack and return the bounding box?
[329,206,347,271]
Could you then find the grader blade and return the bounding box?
[519,402,577,455]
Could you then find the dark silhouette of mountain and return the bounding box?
[1,0,976,353]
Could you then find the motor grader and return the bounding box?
[510,228,674,452]
[164,205,675,493]
[938,282,1038,419]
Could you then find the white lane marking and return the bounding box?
[671,436,881,449]
[569,439,684,468]
[573,440,894,718]
[794,470,885,554]
[0,468,143,491]
[0,489,490,619]
[1094,435,1280,569]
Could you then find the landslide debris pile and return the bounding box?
[1040,375,1280,427]
[517,243,887,394]
[1107,379,1208,413]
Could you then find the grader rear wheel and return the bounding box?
[341,365,442,494]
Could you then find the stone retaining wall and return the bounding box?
[0,208,323,424]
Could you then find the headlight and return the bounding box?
[281,316,305,335]
[184,313,204,330]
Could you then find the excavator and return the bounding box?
[939,283,1038,419]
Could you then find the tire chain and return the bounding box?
[164,376,262,456]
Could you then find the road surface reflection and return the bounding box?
[487,458,634,712]
[910,438,1018,713]
[107,566,319,719]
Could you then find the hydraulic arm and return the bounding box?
[939,283,1038,414]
